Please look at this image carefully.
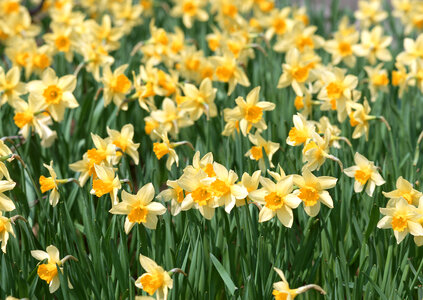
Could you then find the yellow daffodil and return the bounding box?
[0,179,16,212]
[353,26,392,65]
[231,86,275,136]
[43,23,77,62]
[107,124,140,165]
[277,48,316,96]
[151,98,193,136]
[0,140,13,181]
[377,198,423,244]
[109,183,166,233]
[293,169,337,217]
[39,161,62,207]
[210,51,250,95]
[101,64,132,110]
[171,0,209,28]
[31,245,76,293]
[344,152,385,196]
[13,96,57,147]
[0,66,26,106]
[135,254,173,299]
[364,64,390,102]
[90,164,121,205]
[348,100,375,140]
[26,67,78,122]
[249,176,301,227]
[152,131,180,171]
[286,113,316,147]
[302,131,333,171]
[180,78,217,121]
[354,0,388,28]
[210,162,248,213]
[0,212,15,253]
[237,170,261,206]
[157,180,185,216]
[272,267,326,299]
[245,132,280,172]
[383,176,422,206]
[178,169,217,220]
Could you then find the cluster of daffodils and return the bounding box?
[159,150,337,226]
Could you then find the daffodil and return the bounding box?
[209,162,248,213]
[354,0,388,28]
[0,66,26,106]
[353,26,392,65]
[26,68,78,122]
[237,170,261,206]
[231,86,275,136]
[348,100,375,140]
[150,98,193,136]
[109,183,166,233]
[0,140,13,181]
[377,198,423,244]
[286,113,316,147]
[245,132,280,172]
[293,169,337,217]
[31,245,76,293]
[152,131,180,171]
[382,176,422,206]
[180,78,217,121]
[13,96,57,147]
[90,164,121,205]
[249,176,301,227]
[178,169,217,220]
[101,64,132,110]
[277,48,315,96]
[210,51,250,95]
[157,180,185,216]
[0,212,15,253]
[0,179,16,212]
[272,267,326,299]
[107,124,140,165]
[171,0,209,28]
[39,161,61,207]
[344,152,385,196]
[364,64,390,102]
[135,254,173,300]
[182,151,215,177]
[302,131,333,171]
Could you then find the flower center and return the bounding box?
[298,186,319,206]
[392,214,408,232]
[265,192,284,211]
[216,65,234,82]
[128,205,148,223]
[37,263,58,284]
[182,1,197,15]
[0,219,5,233]
[326,81,344,100]
[222,4,237,17]
[292,66,309,83]
[140,270,164,295]
[177,188,185,203]
[354,168,371,185]
[4,2,20,14]
[113,137,128,152]
[110,74,131,94]
[273,290,289,300]
[14,111,33,128]
[55,35,70,52]
[203,163,216,177]
[191,187,212,206]
[39,176,55,193]
[273,18,286,35]
[294,96,304,110]
[372,74,389,86]
[185,57,201,71]
[288,127,308,145]
[153,143,170,160]
[245,105,263,124]
[211,179,230,197]
[92,179,114,197]
[87,148,107,164]
[338,41,352,56]
[16,52,29,66]
[401,192,413,204]
[250,146,263,160]
[296,36,314,51]
[43,85,63,105]
[33,54,51,70]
